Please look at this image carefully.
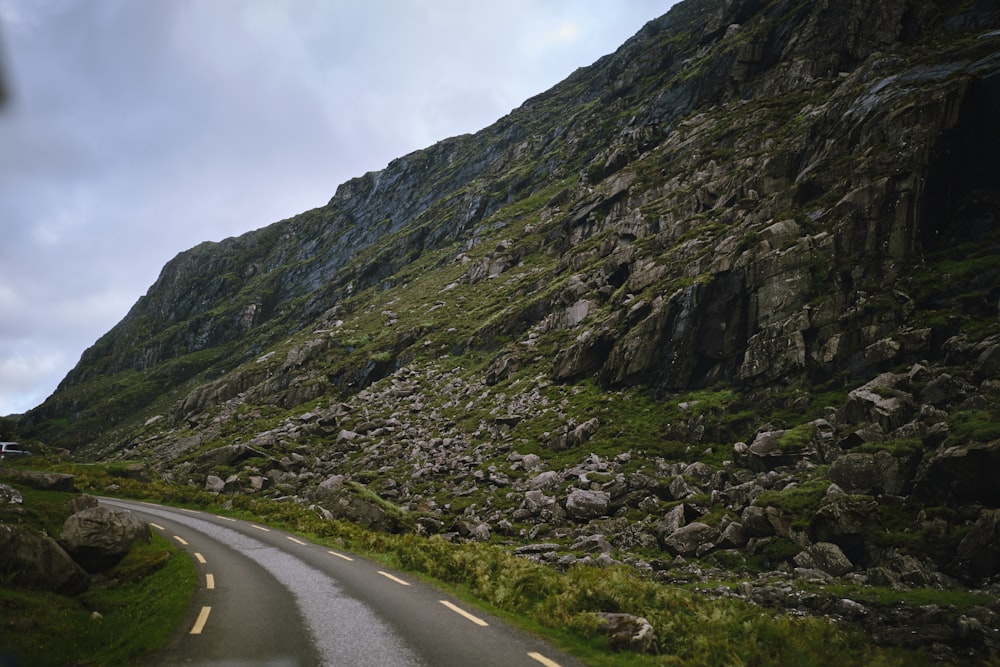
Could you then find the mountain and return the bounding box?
[17,0,1000,654]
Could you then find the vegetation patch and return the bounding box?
[0,484,196,666]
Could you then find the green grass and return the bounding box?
[777,422,818,451]
[945,409,1000,446]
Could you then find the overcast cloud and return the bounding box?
[0,0,674,416]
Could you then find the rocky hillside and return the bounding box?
[18,0,1000,657]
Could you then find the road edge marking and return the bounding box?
[286,536,307,546]
[251,524,270,532]
[328,550,354,561]
[190,606,211,634]
[528,651,563,667]
[205,573,215,590]
[439,600,489,626]
[377,571,410,586]
[173,535,188,546]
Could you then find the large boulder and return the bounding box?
[840,373,914,431]
[793,541,854,577]
[828,451,907,496]
[564,488,611,520]
[197,443,256,468]
[0,470,75,492]
[914,441,1000,506]
[952,509,1000,584]
[0,524,89,594]
[318,484,405,533]
[662,521,718,557]
[808,496,880,566]
[59,506,151,573]
[734,429,813,472]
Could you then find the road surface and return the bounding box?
[101,498,587,667]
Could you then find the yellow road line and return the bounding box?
[328,550,354,561]
[439,600,488,626]
[528,652,563,667]
[205,573,215,590]
[149,522,165,530]
[377,571,410,586]
[286,536,306,546]
[190,606,211,635]
[173,535,188,546]
[194,552,207,564]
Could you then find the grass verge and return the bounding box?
[0,480,197,667]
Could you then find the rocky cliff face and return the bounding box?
[18,0,1000,656]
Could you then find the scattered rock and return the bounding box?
[593,612,657,653]
[663,522,717,557]
[0,483,23,505]
[565,488,610,520]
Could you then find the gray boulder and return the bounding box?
[520,489,557,517]
[808,496,880,565]
[59,506,151,573]
[840,373,913,431]
[526,470,561,490]
[652,503,689,543]
[717,521,750,549]
[572,533,613,553]
[0,523,89,594]
[196,443,255,467]
[204,474,226,493]
[66,494,99,514]
[829,451,906,496]
[320,485,404,533]
[594,612,657,653]
[793,541,854,577]
[314,474,347,501]
[662,522,717,557]
[0,470,75,492]
[734,429,812,472]
[564,488,610,520]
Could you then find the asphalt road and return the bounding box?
[101,498,587,667]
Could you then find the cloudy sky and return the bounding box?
[0,0,675,417]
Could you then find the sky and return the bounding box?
[0,0,675,417]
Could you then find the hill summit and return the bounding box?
[18,0,1000,655]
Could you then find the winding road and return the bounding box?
[101,498,586,667]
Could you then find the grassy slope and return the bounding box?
[0,477,197,667]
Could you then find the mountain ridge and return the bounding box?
[13,0,1000,656]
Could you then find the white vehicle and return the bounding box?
[0,441,30,460]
